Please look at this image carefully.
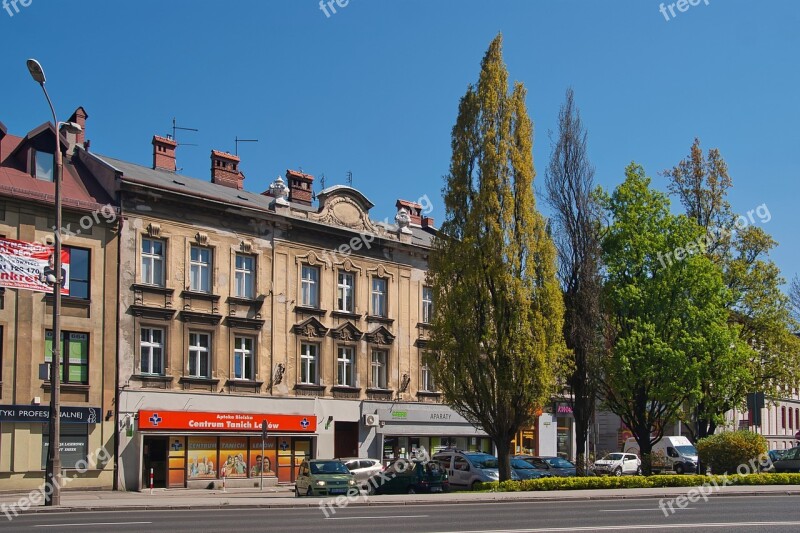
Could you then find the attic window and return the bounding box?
[35,150,54,181]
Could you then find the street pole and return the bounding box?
[27,59,81,507]
[260,420,268,491]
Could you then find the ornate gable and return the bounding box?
[330,322,364,342]
[310,186,384,235]
[365,325,395,346]
[292,316,329,338]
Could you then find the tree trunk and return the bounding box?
[496,436,512,482]
[574,420,588,476]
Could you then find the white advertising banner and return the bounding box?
[0,237,70,294]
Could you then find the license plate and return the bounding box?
[329,488,346,494]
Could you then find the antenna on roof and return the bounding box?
[234,136,258,156]
[319,174,326,190]
[346,171,352,186]
[171,118,198,147]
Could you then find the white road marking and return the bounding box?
[427,521,800,533]
[325,514,429,520]
[34,522,152,528]
[600,507,695,512]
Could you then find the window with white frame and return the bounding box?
[422,286,433,324]
[337,346,355,387]
[190,246,212,292]
[301,265,320,308]
[421,353,436,392]
[188,332,211,378]
[300,343,318,384]
[140,327,164,375]
[234,254,255,299]
[141,238,165,286]
[371,278,387,317]
[337,271,355,313]
[371,349,388,389]
[233,336,254,380]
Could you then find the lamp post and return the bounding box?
[26,59,81,507]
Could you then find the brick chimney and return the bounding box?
[422,216,435,229]
[396,199,423,226]
[68,107,88,146]
[286,169,314,206]
[211,150,244,189]
[152,135,178,171]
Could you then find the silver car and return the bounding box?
[339,457,384,484]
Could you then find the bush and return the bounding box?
[475,472,800,492]
[696,430,768,475]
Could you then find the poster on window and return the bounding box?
[187,437,218,479]
[220,437,248,478]
[249,437,276,478]
[0,238,69,294]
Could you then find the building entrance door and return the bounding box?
[142,436,168,489]
[334,422,359,458]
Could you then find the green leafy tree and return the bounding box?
[664,139,800,439]
[544,88,603,476]
[427,34,566,482]
[600,164,738,475]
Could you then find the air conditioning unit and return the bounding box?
[364,414,380,427]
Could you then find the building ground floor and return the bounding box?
[0,404,113,491]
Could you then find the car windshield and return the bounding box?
[467,454,498,469]
[675,445,697,456]
[310,461,350,475]
[511,458,535,469]
[545,458,575,469]
[603,453,624,461]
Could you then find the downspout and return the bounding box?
[112,207,124,490]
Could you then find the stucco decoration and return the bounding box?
[311,185,384,236]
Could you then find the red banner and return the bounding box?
[0,238,70,294]
[138,410,317,433]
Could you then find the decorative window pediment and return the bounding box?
[330,322,363,342]
[365,325,395,346]
[295,251,330,269]
[367,264,394,281]
[292,316,329,338]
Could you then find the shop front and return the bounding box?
[364,403,492,464]
[137,410,317,489]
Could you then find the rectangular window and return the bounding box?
[371,349,387,389]
[301,265,319,308]
[234,254,255,299]
[337,346,355,387]
[234,336,254,380]
[337,272,354,313]
[371,278,387,317]
[141,238,165,286]
[190,246,212,293]
[188,332,211,378]
[140,327,164,375]
[782,406,786,429]
[65,246,90,299]
[44,331,88,384]
[35,150,54,181]
[300,343,318,384]
[421,363,435,392]
[422,287,433,324]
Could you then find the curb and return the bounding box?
[7,488,800,516]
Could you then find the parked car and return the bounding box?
[295,459,358,497]
[433,450,519,490]
[510,457,553,480]
[593,453,641,476]
[516,455,579,477]
[368,459,449,494]
[760,449,787,472]
[772,446,800,473]
[339,457,383,485]
[624,436,698,474]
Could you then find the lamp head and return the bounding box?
[26,59,46,84]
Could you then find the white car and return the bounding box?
[593,453,641,476]
[339,457,383,485]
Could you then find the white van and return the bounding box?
[623,436,698,474]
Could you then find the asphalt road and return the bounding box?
[4,495,800,532]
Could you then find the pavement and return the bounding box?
[1,483,798,515]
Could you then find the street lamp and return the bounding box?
[27,58,81,507]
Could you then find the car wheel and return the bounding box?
[407,486,417,494]
[675,464,684,475]
[635,466,641,476]
[614,467,622,477]
[471,481,479,491]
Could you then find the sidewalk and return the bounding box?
[1,484,798,515]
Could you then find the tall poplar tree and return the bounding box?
[427,34,565,483]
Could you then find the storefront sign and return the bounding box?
[377,408,467,424]
[0,405,100,424]
[138,410,317,432]
[555,402,573,414]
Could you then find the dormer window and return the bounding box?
[35,150,54,181]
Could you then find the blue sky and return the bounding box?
[2,0,798,283]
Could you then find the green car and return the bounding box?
[295,459,358,497]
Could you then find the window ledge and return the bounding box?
[331,385,361,392]
[44,294,92,308]
[416,322,432,329]
[366,387,394,394]
[132,283,174,295]
[42,382,90,392]
[294,383,326,391]
[367,315,394,325]
[331,310,362,320]
[181,290,221,302]
[179,376,220,385]
[294,305,327,316]
[416,390,442,396]
[227,296,265,308]
[131,374,174,382]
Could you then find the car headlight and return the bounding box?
[348,479,357,486]
[315,480,326,486]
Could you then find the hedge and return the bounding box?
[696,430,768,475]
[475,473,800,492]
